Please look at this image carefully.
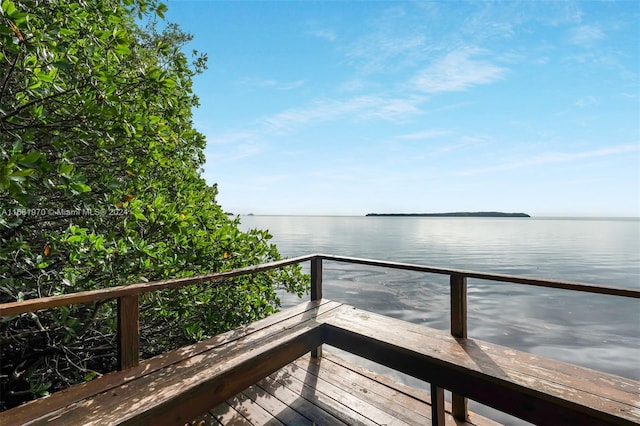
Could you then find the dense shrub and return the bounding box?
[0,0,308,410]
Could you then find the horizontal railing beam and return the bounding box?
[315,254,640,299]
[0,254,317,317]
[2,253,638,318]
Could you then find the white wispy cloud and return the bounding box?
[342,27,428,74]
[338,78,369,93]
[205,140,267,163]
[412,48,507,93]
[236,77,305,91]
[361,96,424,121]
[311,29,337,42]
[457,144,640,176]
[335,11,431,91]
[205,93,427,163]
[574,96,598,107]
[261,95,425,133]
[207,130,259,146]
[437,135,493,154]
[397,130,453,140]
[621,92,639,101]
[569,25,605,45]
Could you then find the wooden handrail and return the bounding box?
[0,254,315,317]
[316,254,640,298]
[2,254,637,318]
[1,252,638,409]
[312,254,640,422]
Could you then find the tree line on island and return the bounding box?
[366,212,531,217]
[0,0,308,410]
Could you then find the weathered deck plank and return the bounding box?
[1,299,343,426]
[1,299,339,425]
[268,365,387,426]
[208,402,252,425]
[240,384,314,425]
[3,299,637,426]
[323,305,640,426]
[254,375,349,425]
[315,353,501,426]
[326,305,640,404]
[224,393,286,426]
[196,352,497,426]
[289,356,432,425]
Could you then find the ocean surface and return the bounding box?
[239,215,639,422]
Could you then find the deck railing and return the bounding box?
[1,253,638,421]
[306,255,640,421]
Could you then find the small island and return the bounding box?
[366,212,531,218]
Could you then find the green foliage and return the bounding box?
[0,0,308,410]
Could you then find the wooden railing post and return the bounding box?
[450,274,468,421]
[117,294,139,370]
[430,382,445,426]
[311,257,323,301]
[311,257,323,359]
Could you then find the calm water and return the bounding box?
[239,216,640,405]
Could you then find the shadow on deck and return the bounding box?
[192,352,497,426]
[1,254,638,426]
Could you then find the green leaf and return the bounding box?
[113,43,131,55]
[162,78,177,88]
[0,0,306,408]
[35,71,54,83]
[9,169,34,177]
[20,151,40,165]
[133,211,147,221]
[59,163,73,175]
[1,0,16,16]
[156,3,168,19]
[70,182,91,193]
[53,60,74,70]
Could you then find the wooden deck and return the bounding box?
[5,299,636,425]
[2,254,639,425]
[191,352,498,426]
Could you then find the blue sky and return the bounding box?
[165,0,639,216]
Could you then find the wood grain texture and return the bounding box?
[430,384,445,426]
[450,274,468,421]
[209,352,498,426]
[255,375,349,426]
[316,254,640,298]
[0,299,341,426]
[117,295,139,370]
[0,255,317,316]
[289,356,432,424]
[3,253,638,318]
[3,299,638,426]
[323,306,640,426]
[310,257,324,360]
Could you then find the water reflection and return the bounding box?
[243,216,640,382]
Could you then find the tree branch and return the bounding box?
[1,83,90,122]
[0,51,20,105]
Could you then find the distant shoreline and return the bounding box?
[365,212,531,218]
